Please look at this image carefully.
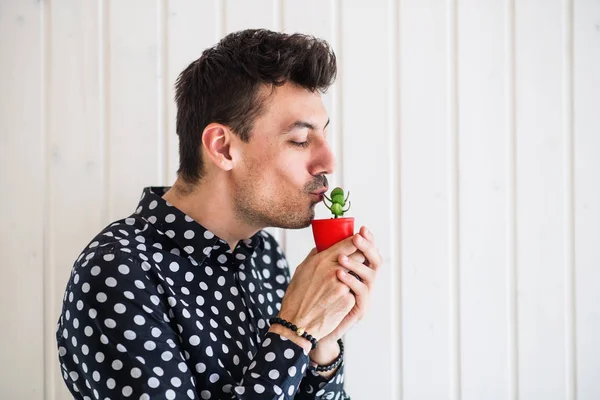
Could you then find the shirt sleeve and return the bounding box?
[56,246,314,399]
[295,361,350,400]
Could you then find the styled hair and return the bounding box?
[174,29,337,184]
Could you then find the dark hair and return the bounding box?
[174,29,337,185]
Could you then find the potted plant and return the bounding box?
[311,187,354,252]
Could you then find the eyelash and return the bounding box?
[290,141,309,148]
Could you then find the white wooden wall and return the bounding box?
[1,0,599,399]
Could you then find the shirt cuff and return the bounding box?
[296,360,348,400]
[233,332,311,398]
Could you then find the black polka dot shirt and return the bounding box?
[56,187,349,400]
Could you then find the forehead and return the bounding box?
[259,83,328,127]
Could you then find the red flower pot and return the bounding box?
[311,217,355,252]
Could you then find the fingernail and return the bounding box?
[339,270,347,277]
[341,255,348,263]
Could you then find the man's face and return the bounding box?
[232,82,335,229]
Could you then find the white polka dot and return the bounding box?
[189,335,200,346]
[122,386,133,397]
[91,266,101,276]
[171,377,182,387]
[201,390,211,399]
[206,346,213,357]
[195,363,206,373]
[284,348,295,359]
[161,351,173,361]
[104,319,116,328]
[149,200,157,209]
[209,373,219,383]
[124,330,136,340]
[184,230,195,239]
[288,385,295,396]
[269,369,280,379]
[254,384,265,394]
[111,360,123,370]
[169,261,179,272]
[165,214,176,223]
[151,327,161,337]
[134,315,145,325]
[144,341,156,351]
[288,366,297,376]
[166,390,176,400]
[114,303,126,314]
[153,253,163,262]
[204,230,215,239]
[153,367,164,376]
[265,352,276,362]
[148,377,159,388]
[130,367,142,378]
[107,378,116,389]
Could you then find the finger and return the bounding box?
[338,254,375,287]
[352,233,382,272]
[337,268,369,304]
[347,250,366,264]
[323,236,358,260]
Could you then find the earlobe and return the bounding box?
[202,123,234,171]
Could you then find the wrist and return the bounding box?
[309,337,340,366]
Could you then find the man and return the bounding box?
[57,29,382,399]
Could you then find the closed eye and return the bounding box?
[290,141,309,148]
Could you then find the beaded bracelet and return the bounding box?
[269,317,318,350]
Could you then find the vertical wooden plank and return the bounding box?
[45,1,107,398]
[108,0,160,219]
[0,2,45,399]
[457,1,510,399]
[562,1,576,399]
[224,0,275,33]
[399,0,452,398]
[2,0,45,397]
[166,0,221,183]
[280,0,340,273]
[340,1,394,398]
[574,0,600,397]
[515,1,566,398]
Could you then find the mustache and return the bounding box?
[306,175,328,192]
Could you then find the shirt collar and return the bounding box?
[133,186,265,265]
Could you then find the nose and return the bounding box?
[311,137,336,176]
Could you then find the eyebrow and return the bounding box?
[283,118,330,134]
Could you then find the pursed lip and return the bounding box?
[309,187,328,196]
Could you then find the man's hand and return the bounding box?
[313,226,382,349]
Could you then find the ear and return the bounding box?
[201,123,236,171]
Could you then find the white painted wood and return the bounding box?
[45,3,108,399]
[457,1,510,399]
[399,1,453,398]
[574,0,600,398]
[107,0,160,220]
[515,1,567,399]
[339,1,394,398]
[0,2,45,399]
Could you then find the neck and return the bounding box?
[162,176,260,251]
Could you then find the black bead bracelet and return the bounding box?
[269,316,318,350]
